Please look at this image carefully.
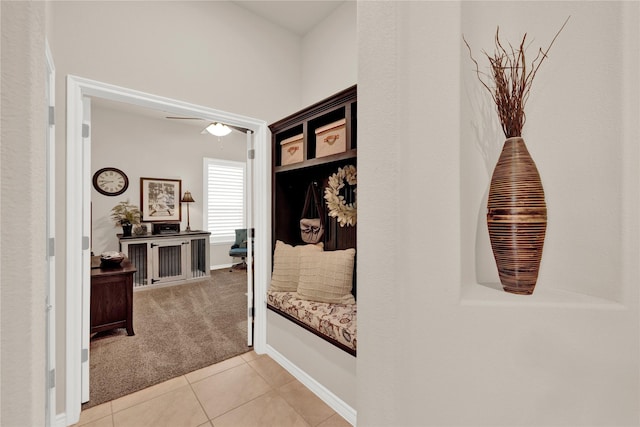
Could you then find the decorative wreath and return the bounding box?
[324,165,357,227]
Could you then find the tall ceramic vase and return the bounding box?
[487,137,547,295]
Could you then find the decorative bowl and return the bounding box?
[100,251,125,267]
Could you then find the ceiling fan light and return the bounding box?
[205,123,232,137]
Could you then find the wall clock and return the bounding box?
[93,167,129,196]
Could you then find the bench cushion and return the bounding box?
[267,290,356,352]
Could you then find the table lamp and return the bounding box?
[180,191,195,231]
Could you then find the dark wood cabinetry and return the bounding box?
[270,85,357,261]
[90,256,136,335]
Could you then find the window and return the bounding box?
[203,158,246,243]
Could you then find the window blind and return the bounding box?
[203,158,245,243]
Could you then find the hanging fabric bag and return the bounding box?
[300,182,325,244]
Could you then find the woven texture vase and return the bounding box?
[487,137,547,295]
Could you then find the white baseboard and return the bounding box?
[210,263,233,271]
[265,344,357,426]
[55,412,67,427]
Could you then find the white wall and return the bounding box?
[0,2,47,425]
[51,1,302,122]
[358,1,639,425]
[268,312,357,408]
[51,0,303,414]
[264,1,359,415]
[460,3,628,303]
[9,1,640,425]
[301,1,357,105]
[90,102,246,268]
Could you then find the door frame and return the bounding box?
[45,38,56,427]
[65,75,270,424]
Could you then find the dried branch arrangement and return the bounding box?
[464,17,570,138]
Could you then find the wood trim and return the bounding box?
[269,85,357,133]
[274,149,357,174]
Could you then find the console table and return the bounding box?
[90,256,136,335]
[118,231,211,289]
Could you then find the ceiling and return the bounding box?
[232,1,345,36]
[91,98,206,129]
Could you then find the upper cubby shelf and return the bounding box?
[270,85,357,172]
[274,149,357,174]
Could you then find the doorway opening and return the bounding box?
[65,75,269,425]
[84,97,252,408]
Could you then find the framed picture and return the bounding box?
[140,177,182,222]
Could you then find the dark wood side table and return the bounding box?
[90,256,136,336]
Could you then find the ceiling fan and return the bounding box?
[165,116,251,135]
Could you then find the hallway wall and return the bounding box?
[0,2,48,425]
[50,0,358,417]
[50,0,302,414]
[357,1,640,425]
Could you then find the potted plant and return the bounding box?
[110,200,141,237]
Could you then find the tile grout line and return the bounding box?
[271,384,315,427]
[88,351,337,427]
[80,352,259,424]
[246,359,324,427]
[275,379,339,427]
[109,376,191,415]
[188,363,238,424]
[186,356,249,386]
[189,377,212,426]
[197,389,275,424]
[188,354,273,424]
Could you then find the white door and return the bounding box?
[45,40,56,427]
[246,131,254,347]
[81,96,92,403]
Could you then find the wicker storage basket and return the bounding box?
[315,119,346,158]
[280,134,303,165]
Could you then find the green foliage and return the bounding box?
[110,200,141,226]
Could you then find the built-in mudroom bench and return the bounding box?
[267,86,357,423]
[118,231,210,289]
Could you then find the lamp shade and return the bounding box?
[181,191,195,203]
[205,123,232,137]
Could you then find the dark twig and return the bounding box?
[463,16,570,138]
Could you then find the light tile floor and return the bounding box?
[74,351,351,427]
